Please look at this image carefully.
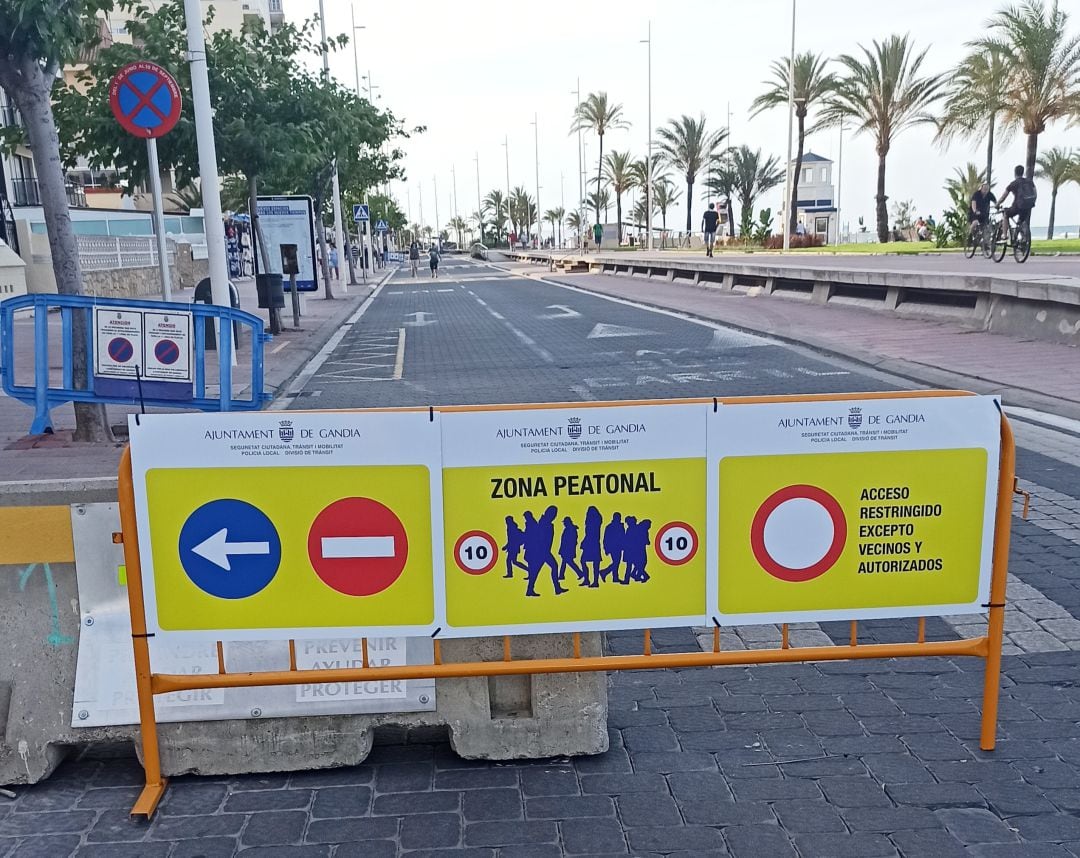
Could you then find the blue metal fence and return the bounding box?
[1,293,271,435]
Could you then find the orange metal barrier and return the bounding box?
[117,391,1016,818]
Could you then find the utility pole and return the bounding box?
[573,79,584,250]
[835,120,845,247]
[782,0,796,251]
[181,0,229,313]
[531,113,540,248]
[474,153,483,245]
[502,136,511,247]
[350,7,370,282]
[642,21,653,251]
[433,175,440,249]
[318,0,346,293]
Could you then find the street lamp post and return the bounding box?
[835,120,845,247]
[474,153,483,246]
[433,176,440,250]
[502,136,511,248]
[530,114,541,249]
[641,21,652,251]
[573,80,584,251]
[782,0,796,252]
[317,0,346,294]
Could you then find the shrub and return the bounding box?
[763,234,825,250]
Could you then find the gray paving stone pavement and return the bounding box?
[4,256,1080,856]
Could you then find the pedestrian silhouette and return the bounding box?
[600,512,626,584]
[580,506,603,587]
[558,517,585,583]
[523,506,566,597]
[625,518,652,583]
[502,515,528,579]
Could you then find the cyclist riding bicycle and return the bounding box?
[998,164,1037,238]
[969,182,996,237]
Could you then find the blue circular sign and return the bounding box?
[178,499,281,599]
[107,337,134,363]
[155,339,180,365]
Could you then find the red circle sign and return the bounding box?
[109,62,182,139]
[654,521,699,566]
[750,485,847,583]
[454,531,499,575]
[307,497,409,597]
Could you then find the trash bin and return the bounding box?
[255,273,285,309]
[193,278,241,350]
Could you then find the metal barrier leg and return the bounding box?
[30,305,52,435]
[118,449,168,816]
[980,415,1016,751]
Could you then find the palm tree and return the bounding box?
[945,163,987,203]
[1036,147,1078,239]
[566,209,583,239]
[725,146,785,236]
[552,206,566,246]
[652,177,681,232]
[703,158,738,238]
[655,114,728,232]
[483,190,508,244]
[571,92,628,223]
[750,52,837,234]
[584,189,612,221]
[510,186,532,239]
[974,0,1080,179]
[543,208,565,246]
[820,35,945,243]
[602,150,635,242]
[936,46,1012,187]
[446,215,468,248]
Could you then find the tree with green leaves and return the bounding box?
[1036,147,1079,239]
[750,52,837,234]
[483,190,508,244]
[652,177,681,234]
[566,209,583,239]
[446,216,468,248]
[570,92,628,222]
[724,146,785,238]
[0,0,114,441]
[602,150,634,242]
[584,188,611,221]
[819,35,945,242]
[655,114,728,232]
[543,206,565,246]
[974,0,1080,180]
[935,46,1011,187]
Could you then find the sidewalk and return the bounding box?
[0,272,384,483]
[505,261,1080,419]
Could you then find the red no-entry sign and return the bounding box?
[109,61,182,139]
[307,497,410,597]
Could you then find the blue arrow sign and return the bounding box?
[353,204,370,222]
[178,499,281,599]
[375,219,389,232]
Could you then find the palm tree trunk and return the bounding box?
[1025,132,1038,181]
[1047,187,1058,241]
[616,193,623,243]
[685,177,694,232]
[985,115,995,187]
[6,58,111,441]
[790,113,806,235]
[875,151,889,244]
[595,135,605,223]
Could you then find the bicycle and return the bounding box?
[964,219,993,260]
[990,209,1031,264]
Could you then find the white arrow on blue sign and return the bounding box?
[353,204,370,222]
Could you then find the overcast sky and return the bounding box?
[286,0,1080,239]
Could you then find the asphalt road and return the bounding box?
[287,255,898,410]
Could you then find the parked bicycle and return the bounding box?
[989,207,1031,264]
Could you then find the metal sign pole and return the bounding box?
[145,138,173,302]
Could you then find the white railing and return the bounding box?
[76,235,176,271]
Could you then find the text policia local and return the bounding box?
[491,471,661,499]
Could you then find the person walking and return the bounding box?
[428,244,441,279]
[592,221,604,251]
[408,239,420,277]
[328,244,340,279]
[702,203,720,257]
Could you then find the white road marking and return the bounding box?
[587,323,660,339]
[405,311,437,327]
[490,311,505,320]
[270,340,290,355]
[393,327,406,380]
[540,304,582,319]
[1006,406,1080,436]
[321,536,396,559]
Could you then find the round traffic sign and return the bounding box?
[109,61,182,139]
[454,531,499,575]
[178,499,281,599]
[654,521,698,566]
[107,337,134,363]
[750,485,847,583]
[307,497,409,597]
[154,339,181,365]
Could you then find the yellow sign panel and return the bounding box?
[145,465,434,633]
[443,458,707,633]
[718,448,988,617]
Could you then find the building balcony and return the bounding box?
[1,104,22,128]
[10,178,88,209]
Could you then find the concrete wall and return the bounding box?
[0,243,27,299]
[0,488,608,786]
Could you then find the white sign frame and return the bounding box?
[255,195,319,291]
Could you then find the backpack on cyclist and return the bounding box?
[1017,178,1038,210]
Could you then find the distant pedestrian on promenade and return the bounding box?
[328,244,340,279]
[408,240,420,277]
[592,221,604,250]
[702,204,720,257]
[428,244,440,278]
